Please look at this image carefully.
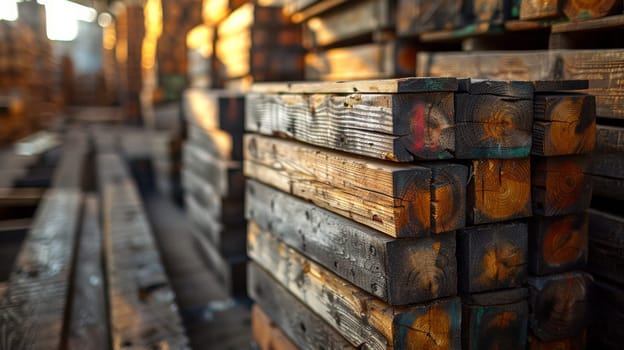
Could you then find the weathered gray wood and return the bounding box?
[248,263,355,350]
[183,141,244,198]
[245,91,455,161]
[0,189,82,350]
[68,195,109,350]
[248,222,462,349]
[246,180,457,305]
[244,134,434,238]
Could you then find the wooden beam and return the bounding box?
[519,0,562,20]
[397,0,464,36]
[251,305,298,350]
[457,221,529,293]
[244,134,442,237]
[462,288,529,350]
[529,213,588,276]
[528,272,592,342]
[250,77,459,94]
[532,94,596,156]
[562,0,622,21]
[248,262,356,350]
[246,189,457,305]
[468,158,532,225]
[247,226,462,349]
[245,91,456,161]
[531,156,592,216]
[183,141,243,198]
[587,208,624,284]
[455,80,533,159]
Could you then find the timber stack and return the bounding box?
[243,77,597,349]
[414,2,624,347]
[181,88,247,297]
[215,2,304,90]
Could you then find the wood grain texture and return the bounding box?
[532,94,596,156]
[455,81,533,159]
[0,189,81,350]
[252,305,298,350]
[519,0,562,20]
[245,91,456,161]
[427,162,468,233]
[245,186,457,306]
[250,77,459,94]
[457,221,528,293]
[302,0,393,48]
[183,141,244,198]
[532,156,592,216]
[68,196,109,350]
[596,124,624,153]
[397,0,464,36]
[247,227,462,349]
[529,213,588,275]
[587,208,624,284]
[468,158,532,225]
[462,289,529,350]
[304,41,418,81]
[528,272,592,342]
[562,0,621,20]
[99,154,188,349]
[248,262,356,350]
[244,134,435,237]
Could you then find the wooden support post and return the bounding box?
[462,288,529,350]
[532,156,592,216]
[529,213,588,275]
[467,158,532,225]
[528,272,592,342]
[455,80,533,159]
[248,223,462,349]
[532,94,596,156]
[457,221,529,293]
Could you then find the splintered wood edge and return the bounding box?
[250,77,459,94]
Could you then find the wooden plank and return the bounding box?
[0,189,82,350]
[245,91,455,161]
[244,134,439,237]
[595,125,624,153]
[562,0,622,20]
[552,13,624,32]
[187,125,240,161]
[417,49,624,120]
[455,80,533,159]
[68,195,109,350]
[462,288,529,350]
[397,0,464,36]
[457,221,529,293]
[250,77,459,94]
[468,0,514,26]
[302,0,394,48]
[182,88,245,136]
[304,41,417,81]
[532,94,596,156]
[246,190,457,304]
[592,175,624,200]
[51,129,88,189]
[191,227,247,297]
[247,228,462,349]
[519,0,562,20]
[248,262,356,350]
[0,188,44,207]
[529,213,588,275]
[251,305,298,350]
[528,272,592,342]
[587,208,624,284]
[531,156,592,216]
[182,141,244,198]
[467,158,532,225]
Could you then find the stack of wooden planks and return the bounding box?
[187,25,215,89]
[243,77,597,349]
[182,88,248,297]
[216,2,304,89]
[286,0,420,81]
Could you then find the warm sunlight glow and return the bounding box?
[37,0,97,41]
[0,1,18,21]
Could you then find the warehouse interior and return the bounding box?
[0,0,622,349]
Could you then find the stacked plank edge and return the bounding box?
[182,88,248,297]
[243,76,596,349]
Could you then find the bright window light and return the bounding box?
[38,0,97,41]
[0,1,19,21]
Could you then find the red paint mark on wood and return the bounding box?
[411,103,425,151]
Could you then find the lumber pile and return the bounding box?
[242,77,596,349]
[187,25,215,89]
[284,0,419,81]
[181,88,247,296]
[216,2,304,89]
